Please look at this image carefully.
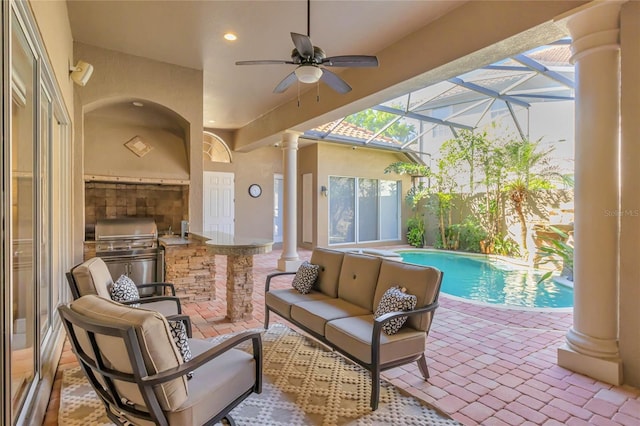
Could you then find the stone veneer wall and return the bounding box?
[85,182,189,237]
[163,243,216,302]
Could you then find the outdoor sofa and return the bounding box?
[264,248,444,410]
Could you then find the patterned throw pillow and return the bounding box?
[110,275,140,307]
[374,286,418,335]
[292,261,320,294]
[168,320,193,364]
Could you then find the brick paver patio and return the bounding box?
[44,247,640,425]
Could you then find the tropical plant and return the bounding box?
[406,216,426,247]
[536,225,574,283]
[444,217,488,253]
[503,138,557,256]
[384,161,430,247]
[492,233,521,257]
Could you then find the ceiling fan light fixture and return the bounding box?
[295,65,322,84]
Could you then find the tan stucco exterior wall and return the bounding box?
[301,142,412,248]
[202,133,282,240]
[71,43,203,261]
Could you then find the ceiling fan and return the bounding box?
[235,0,379,94]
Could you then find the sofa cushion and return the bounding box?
[292,261,320,294]
[374,286,417,335]
[265,288,332,320]
[310,248,345,297]
[325,315,426,365]
[374,260,443,332]
[291,298,370,336]
[69,295,187,411]
[337,253,382,311]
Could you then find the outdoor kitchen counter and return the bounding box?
[159,236,216,303]
[190,231,273,322]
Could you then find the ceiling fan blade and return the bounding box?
[322,55,379,67]
[291,32,314,59]
[320,69,352,94]
[236,60,295,65]
[273,72,297,93]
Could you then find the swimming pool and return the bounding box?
[399,250,573,308]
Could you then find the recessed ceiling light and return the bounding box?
[208,120,216,124]
[224,33,237,41]
[132,101,144,107]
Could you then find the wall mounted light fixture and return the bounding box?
[69,60,94,86]
[320,185,328,197]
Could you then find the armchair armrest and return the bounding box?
[122,295,182,314]
[136,282,176,296]
[142,331,263,389]
[265,271,296,292]
[165,314,193,338]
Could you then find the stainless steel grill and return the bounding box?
[95,218,164,294]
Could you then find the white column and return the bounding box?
[557,2,623,385]
[278,131,303,271]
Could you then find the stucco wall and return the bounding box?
[72,43,203,256]
[308,143,412,248]
[202,134,282,240]
[84,105,189,181]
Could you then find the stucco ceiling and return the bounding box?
[66,0,466,129]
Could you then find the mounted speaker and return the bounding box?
[69,60,94,86]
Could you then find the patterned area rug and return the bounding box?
[60,325,459,425]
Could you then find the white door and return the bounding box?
[274,174,283,243]
[203,171,235,234]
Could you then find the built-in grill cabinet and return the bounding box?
[95,218,164,296]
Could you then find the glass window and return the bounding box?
[329,176,400,244]
[11,10,37,417]
[358,179,379,242]
[329,177,355,244]
[380,180,400,240]
[39,85,52,340]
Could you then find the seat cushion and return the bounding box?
[167,338,257,425]
[325,315,426,365]
[71,257,113,298]
[291,298,370,336]
[69,295,187,411]
[265,288,332,320]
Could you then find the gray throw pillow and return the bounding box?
[374,286,417,335]
[292,261,320,294]
[110,275,140,307]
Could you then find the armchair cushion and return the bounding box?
[110,275,141,307]
[291,261,320,294]
[69,295,188,411]
[374,286,417,335]
[71,257,113,298]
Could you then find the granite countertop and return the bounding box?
[188,231,273,255]
[158,235,192,246]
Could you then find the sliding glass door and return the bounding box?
[2,3,71,424]
[328,176,401,245]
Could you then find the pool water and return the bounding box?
[400,250,573,308]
